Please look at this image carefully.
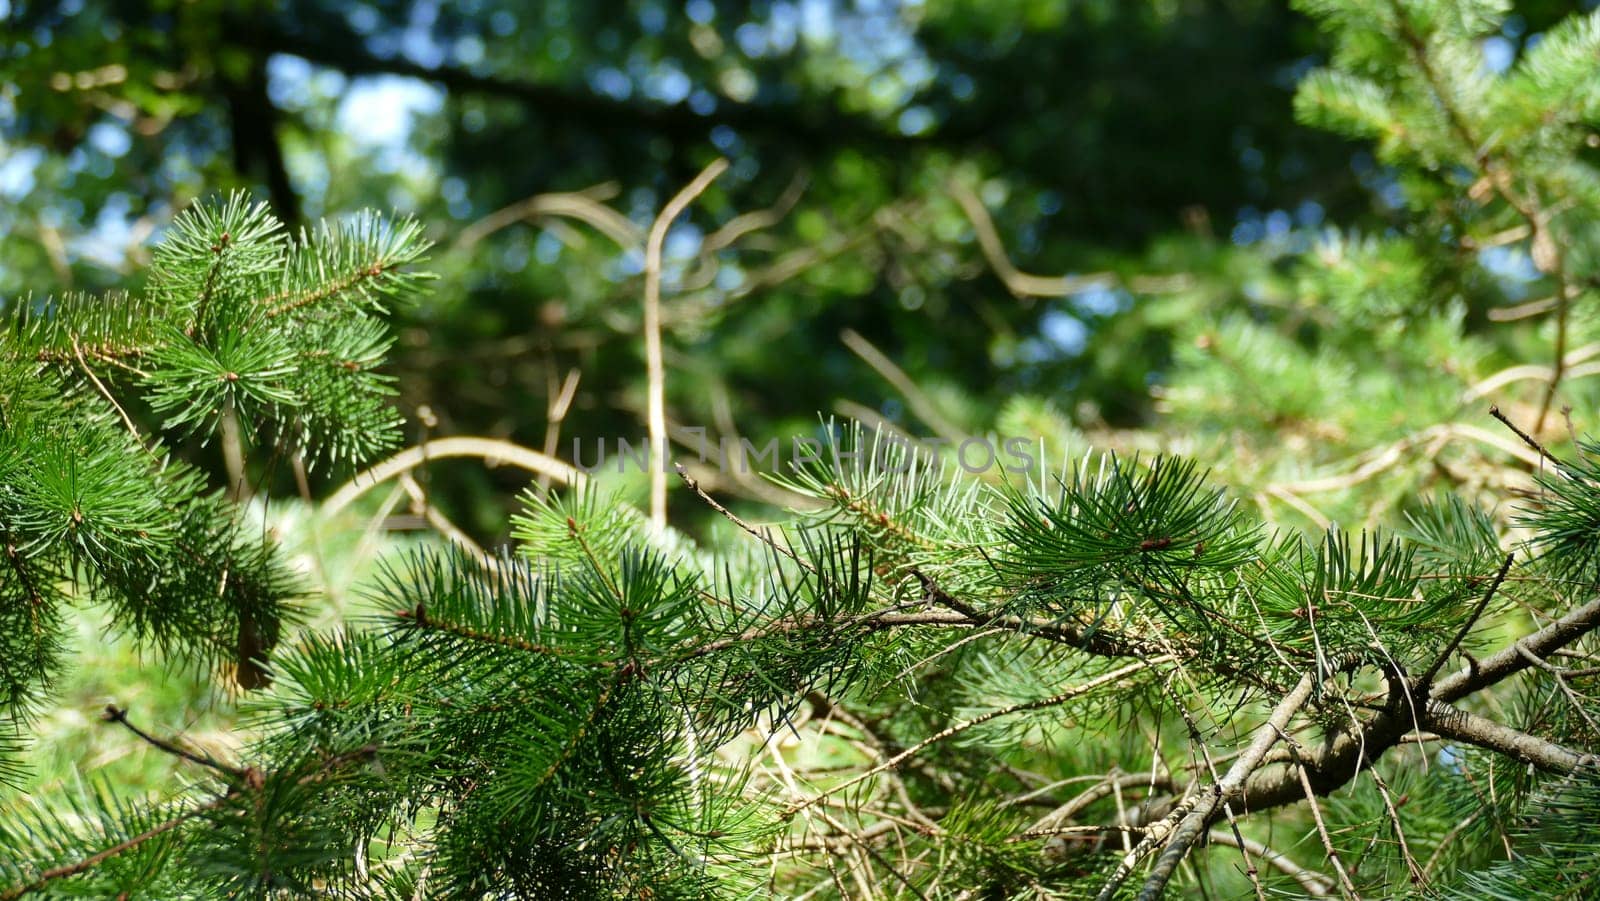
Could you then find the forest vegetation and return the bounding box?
[3,0,1600,897]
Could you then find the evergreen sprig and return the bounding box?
[0,194,429,783]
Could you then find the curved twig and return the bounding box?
[644,158,729,530]
[322,437,586,518]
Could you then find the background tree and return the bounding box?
[0,0,1410,522]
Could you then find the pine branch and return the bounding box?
[258,259,407,318]
[393,604,604,663]
[0,802,218,901]
[1489,405,1561,468]
[187,228,231,336]
[1386,0,1576,431]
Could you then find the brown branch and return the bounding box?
[1419,701,1597,774]
[1277,729,1361,899]
[675,462,808,569]
[1366,766,1425,888]
[1433,595,1600,703]
[1489,405,1561,468]
[70,336,141,439]
[839,329,966,445]
[1219,595,1600,819]
[454,184,640,252]
[187,230,230,336]
[33,343,147,365]
[0,739,380,899]
[322,437,587,519]
[394,605,606,664]
[259,261,401,318]
[1021,772,1178,837]
[2,529,45,612]
[947,181,1193,302]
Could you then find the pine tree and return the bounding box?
[4,1,1600,899]
[0,194,429,778]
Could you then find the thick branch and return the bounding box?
[1433,595,1600,703]
[1420,701,1597,774]
[1232,595,1600,814]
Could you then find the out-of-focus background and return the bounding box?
[1,0,1510,518]
[2,0,1592,805]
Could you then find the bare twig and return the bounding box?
[454,182,641,251]
[1486,295,1560,322]
[644,158,730,530]
[1415,552,1515,694]
[218,400,250,503]
[1422,810,1479,878]
[1365,766,1424,887]
[1266,422,1544,498]
[839,328,966,445]
[1513,643,1600,735]
[538,368,582,498]
[102,705,247,780]
[950,180,1116,300]
[1022,772,1176,836]
[322,436,586,518]
[1285,739,1361,900]
[680,169,810,293]
[1489,405,1561,468]
[396,472,497,572]
[675,462,804,568]
[1461,343,1600,399]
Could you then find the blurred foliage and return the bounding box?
[7,0,1595,539]
[1,0,1395,530]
